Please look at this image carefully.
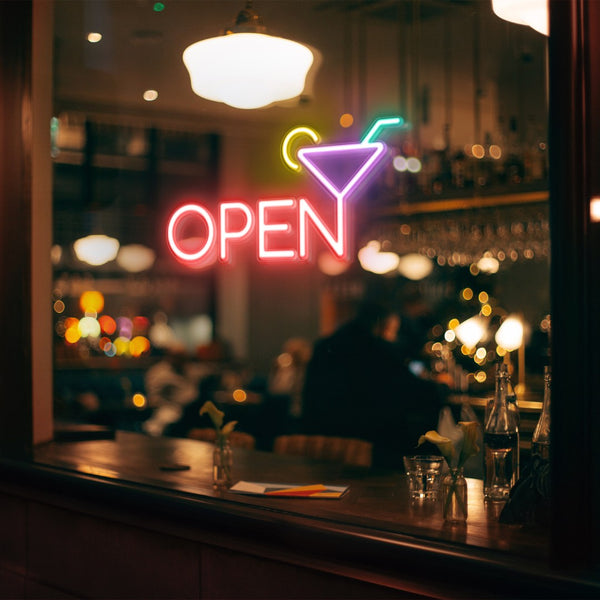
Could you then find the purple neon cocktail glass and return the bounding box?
[297,141,387,201]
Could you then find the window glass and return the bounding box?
[51,0,550,535]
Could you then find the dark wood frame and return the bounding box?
[0,0,33,457]
[548,0,600,570]
[2,0,600,578]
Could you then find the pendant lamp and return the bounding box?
[73,234,120,266]
[182,1,316,109]
[491,0,548,36]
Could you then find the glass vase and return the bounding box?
[213,440,233,489]
[442,467,467,523]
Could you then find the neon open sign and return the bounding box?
[166,117,403,266]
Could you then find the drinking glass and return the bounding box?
[403,455,444,500]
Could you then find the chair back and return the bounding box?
[273,434,372,468]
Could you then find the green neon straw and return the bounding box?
[361,117,404,144]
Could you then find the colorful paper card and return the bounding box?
[229,481,349,498]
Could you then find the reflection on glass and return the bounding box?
[52,1,550,474]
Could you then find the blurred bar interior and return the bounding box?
[2,0,600,598]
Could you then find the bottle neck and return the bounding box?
[541,368,551,415]
[486,365,518,433]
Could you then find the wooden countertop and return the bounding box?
[29,431,545,559]
[1,431,597,598]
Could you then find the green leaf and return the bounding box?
[418,430,456,465]
[457,421,480,467]
[221,420,237,436]
[199,400,224,429]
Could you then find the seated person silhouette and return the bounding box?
[301,301,445,469]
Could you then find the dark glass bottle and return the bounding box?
[531,366,551,460]
[483,363,520,500]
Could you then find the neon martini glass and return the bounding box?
[297,117,403,203]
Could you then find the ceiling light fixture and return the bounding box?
[117,244,156,273]
[491,0,548,36]
[73,234,120,266]
[182,1,316,109]
[397,253,433,280]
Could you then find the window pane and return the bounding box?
[50,0,550,550]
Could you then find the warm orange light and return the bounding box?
[132,393,147,408]
[339,113,354,128]
[99,315,117,335]
[471,144,485,159]
[233,388,247,403]
[80,290,104,314]
[99,336,111,351]
[130,336,151,357]
[591,197,600,222]
[65,325,81,344]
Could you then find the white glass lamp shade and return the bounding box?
[495,316,524,352]
[183,33,314,109]
[73,235,120,266]
[491,0,548,36]
[117,244,156,273]
[357,241,400,275]
[455,316,488,349]
[397,254,434,280]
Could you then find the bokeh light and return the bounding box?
[392,156,408,172]
[80,290,104,314]
[117,317,133,339]
[489,144,502,159]
[133,316,150,334]
[143,89,159,102]
[133,393,147,408]
[444,330,456,342]
[339,113,354,128]
[114,336,130,355]
[104,342,117,357]
[474,371,487,383]
[99,315,117,335]
[78,316,101,338]
[130,336,151,357]
[233,389,247,403]
[99,336,111,351]
[406,157,422,173]
[471,144,485,159]
[65,324,81,344]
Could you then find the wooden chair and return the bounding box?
[188,428,256,449]
[272,434,373,468]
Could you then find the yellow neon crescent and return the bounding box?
[281,126,320,172]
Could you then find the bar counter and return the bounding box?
[0,432,598,599]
